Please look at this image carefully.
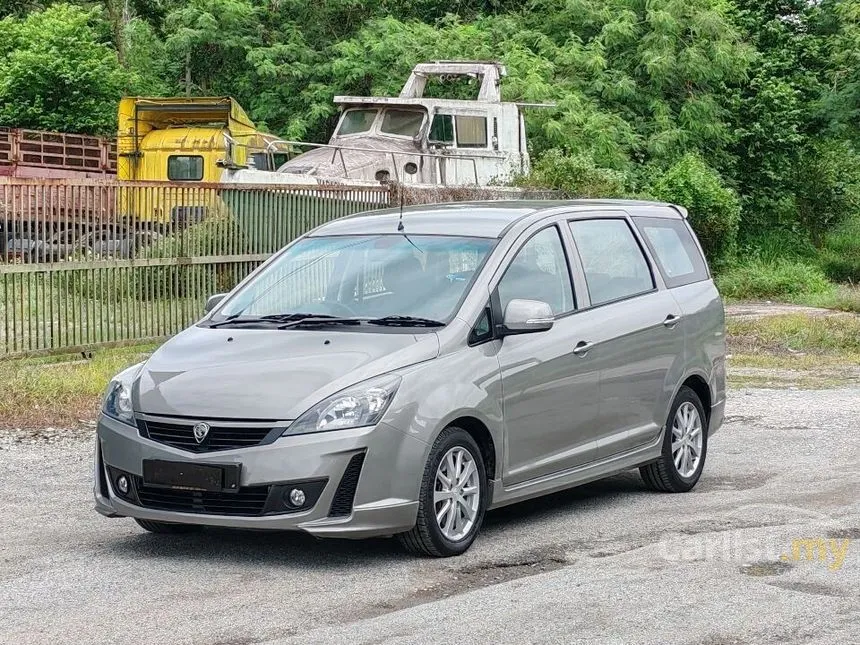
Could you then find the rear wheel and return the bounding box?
[640,386,708,493]
[134,518,203,534]
[399,427,487,557]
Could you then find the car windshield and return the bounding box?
[214,235,496,325]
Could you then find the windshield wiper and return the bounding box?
[207,313,339,329]
[367,315,445,328]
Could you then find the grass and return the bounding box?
[2,313,859,430]
[727,314,860,389]
[0,343,157,429]
[727,313,860,355]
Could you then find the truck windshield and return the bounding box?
[214,234,496,325]
[337,109,378,136]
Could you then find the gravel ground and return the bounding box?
[1,387,858,645]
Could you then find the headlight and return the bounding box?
[103,380,135,426]
[283,374,401,436]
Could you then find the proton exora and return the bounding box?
[94,200,726,556]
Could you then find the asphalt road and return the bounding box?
[1,387,858,645]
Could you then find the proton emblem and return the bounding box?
[192,422,211,443]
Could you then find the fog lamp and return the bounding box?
[288,488,306,507]
[116,475,129,495]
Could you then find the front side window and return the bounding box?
[633,216,709,288]
[216,235,496,324]
[497,226,574,316]
[569,219,654,306]
[167,155,203,181]
[380,109,424,137]
[337,109,378,136]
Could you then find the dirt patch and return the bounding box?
[739,560,794,577]
[725,302,850,320]
[766,580,846,598]
[826,527,860,540]
[367,545,569,617]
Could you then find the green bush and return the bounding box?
[716,258,832,300]
[819,217,860,283]
[649,154,741,268]
[517,150,630,198]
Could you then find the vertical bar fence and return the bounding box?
[0,179,389,358]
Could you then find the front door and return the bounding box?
[496,224,600,485]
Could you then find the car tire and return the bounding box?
[134,518,203,534]
[640,386,708,493]
[398,427,488,557]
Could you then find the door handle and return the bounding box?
[663,314,682,329]
[573,341,593,357]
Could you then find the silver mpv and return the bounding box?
[95,200,726,556]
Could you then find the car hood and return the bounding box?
[134,326,439,419]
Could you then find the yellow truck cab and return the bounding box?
[117,97,283,183]
[116,97,287,223]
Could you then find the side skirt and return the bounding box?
[487,432,664,510]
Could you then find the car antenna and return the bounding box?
[397,162,419,232]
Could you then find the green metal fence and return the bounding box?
[0,179,389,357]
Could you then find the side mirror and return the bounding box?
[501,299,554,335]
[204,293,227,314]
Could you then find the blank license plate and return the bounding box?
[142,460,240,492]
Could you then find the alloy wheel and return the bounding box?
[434,446,481,541]
[671,401,703,478]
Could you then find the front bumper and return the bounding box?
[94,414,426,538]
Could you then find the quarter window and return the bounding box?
[633,217,709,288]
[497,226,574,316]
[167,155,203,181]
[569,219,654,306]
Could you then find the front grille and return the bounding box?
[139,420,274,453]
[132,476,271,516]
[329,452,366,517]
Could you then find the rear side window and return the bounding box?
[633,216,709,288]
[167,155,203,181]
[569,219,654,306]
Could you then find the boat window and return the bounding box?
[337,109,378,136]
[380,110,424,137]
[429,114,454,144]
[455,116,488,148]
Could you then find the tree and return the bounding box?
[0,3,130,134]
[162,0,257,95]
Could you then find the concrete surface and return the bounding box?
[1,387,858,645]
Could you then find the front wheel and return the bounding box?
[640,386,708,493]
[399,427,487,557]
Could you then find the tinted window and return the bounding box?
[569,219,654,306]
[497,226,574,316]
[380,110,424,136]
[167,155,203,181]
[337,109,377,135]
[429,114,454,144]
[634,216,709,288]
[455,115,487,148]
